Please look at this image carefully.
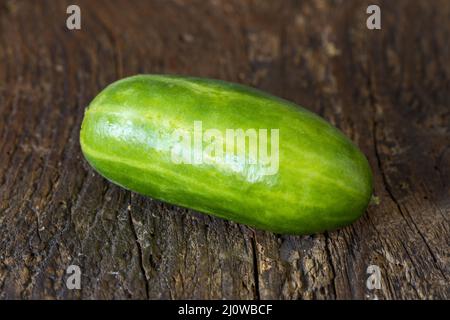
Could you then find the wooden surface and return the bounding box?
[0,0,449,300]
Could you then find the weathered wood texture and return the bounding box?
[0,0,448,300]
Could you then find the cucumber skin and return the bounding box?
[80,75,373,235]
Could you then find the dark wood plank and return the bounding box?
[0,0,448,299]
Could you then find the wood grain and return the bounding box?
[0,0,448,299]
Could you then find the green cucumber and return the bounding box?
[80,75,373,234]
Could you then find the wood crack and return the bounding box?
[250,231,260,300]
[324,232,338,299]
[127,201,150,300]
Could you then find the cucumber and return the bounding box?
[80,75,373,234]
